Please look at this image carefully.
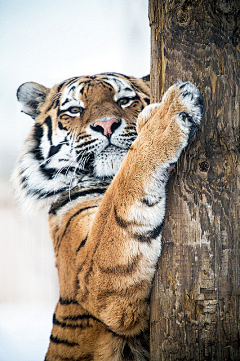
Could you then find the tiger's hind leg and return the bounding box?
[45,297,149,361]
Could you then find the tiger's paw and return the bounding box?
[174,81,204,137]
[137,80,204,137]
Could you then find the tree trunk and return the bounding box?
[149,1,240,360]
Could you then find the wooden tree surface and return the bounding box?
[149,1,240,360]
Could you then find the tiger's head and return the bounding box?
[12,73,150,209]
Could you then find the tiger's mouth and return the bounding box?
[76,144,126,178]
[100,144,121,153]
[92,145,128,178]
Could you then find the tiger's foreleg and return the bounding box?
[76,81,203,336]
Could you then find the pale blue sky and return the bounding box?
[0,0,150,178]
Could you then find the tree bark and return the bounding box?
[149,1,240,360]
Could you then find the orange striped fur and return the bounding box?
[12,73,203,360]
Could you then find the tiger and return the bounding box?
[12,72,203,361]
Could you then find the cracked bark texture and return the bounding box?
[149,1,240,360]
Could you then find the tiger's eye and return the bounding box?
[68,107,81,114]
[118,98,130,106]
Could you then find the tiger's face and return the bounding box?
[14,73,150,208]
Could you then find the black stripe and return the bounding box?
[32,124,44,161]
[76,134,91,142]
[69,85,76,93]
[61,98,71,107]
[48,143,64,158]
[63,314,101,323]
[113,206,164,242]
[53,314,93,329]
[150,222,164,238]
[133,222,164,243]
[76,235,88,253]
[45,116,52,142]
[124,126,136,130]
[114,206,128,228]
[103,72,130,79]
[76,138,97,149]
[141,195,162,207]
[53,313,66,327]
[61,205,97,239]
[119,133,137,138]
[57,80,67,93]
[45,96,60,112]
[53,313,99,328]
[65,77,80,87]
[27,186,68,199]
[59,297,78,305]
[39,163,72,181]
[58,121,67,131]
[56,77,79,93]
[40,167,56,180]
[49,188,106,215]
[50,334,78,347]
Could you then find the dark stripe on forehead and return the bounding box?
[80,80,114,97]
[61,98,71,107]
[56,77,80,94]
[45,94,61,113]
[102,72,131,80]
[57,73,132,94]
[57,81,66,93]
[65,77,80,87]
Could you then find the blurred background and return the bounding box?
[0,0,150,360]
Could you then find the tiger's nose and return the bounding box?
[93,118,121,137]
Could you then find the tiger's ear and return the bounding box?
[17,82,50,119]
[141,74,150,82]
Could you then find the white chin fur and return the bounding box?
[93,146,127,178]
